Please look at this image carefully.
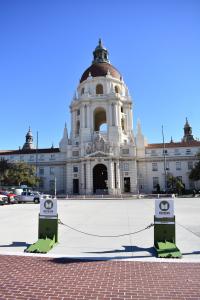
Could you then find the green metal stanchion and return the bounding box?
[25,198,58,254]
[154,198,182,258]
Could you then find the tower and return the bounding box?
[22,127,35,150]
[60,40,137,195]
[182,118,194,142]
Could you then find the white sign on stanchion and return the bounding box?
[40,198,57,217]
[155,199,174,219]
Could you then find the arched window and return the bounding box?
[76,120,80,136]
[81,88,84,95]
[96,84,103,95]
[121,118,125,131]
[115,86,119,93]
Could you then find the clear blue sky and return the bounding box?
[0,0,199,150]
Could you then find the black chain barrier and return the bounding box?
[58,220,154,238]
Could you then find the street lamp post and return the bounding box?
[162,125,167,193]
[54,176,57,198]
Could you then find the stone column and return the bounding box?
[84,105,87,128]
[111,103,115,126]
[71,110,76,138]
[108,160,114,194]
[81,105,84,129]
[115,104,119,126]
[129,106,133,130]
[86,160,92,194]
[66,163,73,195]
[116,160,121,193]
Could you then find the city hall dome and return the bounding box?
[80,39,121,83]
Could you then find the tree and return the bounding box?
[189,153,200,181]
[0,160,39,187]
[167,174,185,194]
[0,158,11,186]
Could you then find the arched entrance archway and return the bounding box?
[93,164,108,194]
[93,107,107,131]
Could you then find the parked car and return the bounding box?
[16,191,41,204]
[0,191,17,204]
[0,194,8,205]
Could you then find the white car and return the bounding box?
[0,194,8,205]
[17,191,41,204]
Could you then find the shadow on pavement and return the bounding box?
[84,245,156,256]
[0,241,30,248]
[182,250,200,256]
[50,246,156,264]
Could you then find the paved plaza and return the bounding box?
[0,197,200,299]
[0,197,200,260]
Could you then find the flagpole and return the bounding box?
[36,131,38,182]
[162,125,167,192]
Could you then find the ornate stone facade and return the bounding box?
[0,41,200,195]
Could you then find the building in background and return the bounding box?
[0,41,200,194]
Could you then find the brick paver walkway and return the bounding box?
[0,255,200,300]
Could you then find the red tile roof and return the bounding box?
[0,148,60,155]
[146,141,200,149]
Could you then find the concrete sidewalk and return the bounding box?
[0,198,200,262]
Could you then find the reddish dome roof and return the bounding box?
[80,62,121,83]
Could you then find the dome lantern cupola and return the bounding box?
[182,118,194,142]
[92,38,110,64]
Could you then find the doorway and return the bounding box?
[93,164,108,194]
[73,179,79,194]
[124,177,130,192]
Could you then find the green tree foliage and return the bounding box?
[0,158,10,184]
[0,160,39,187]
[167,174,185,194]
[189,153,200,181]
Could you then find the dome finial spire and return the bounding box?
[99,38,102,47]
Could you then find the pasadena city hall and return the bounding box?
[0,40,200,195]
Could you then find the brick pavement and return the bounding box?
[0,255,200,300]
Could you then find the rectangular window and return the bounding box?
[39,154,44,161]
[151,150,157,156]
[176,161,181,170]
[174,149,180,155]
[124,163,129,171]
[152,162,158,171]
[153,177,159,188]
[186,149,191,155]
[188,161,193,170]
[72,151,79,157]
[73,166,78,173]
[77,109,80,116]
[122,149,129,155]
[30,155,34,161]
[39,168,44,176]
[49,154,55,160]
[50,167,54,175]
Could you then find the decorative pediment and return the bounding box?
[87,151,110,157]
